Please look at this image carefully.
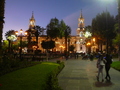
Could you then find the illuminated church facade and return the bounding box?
[76,11,86,53]
[18,11,87,53]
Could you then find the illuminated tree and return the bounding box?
[5,30,16,39]
[5,30,17,52]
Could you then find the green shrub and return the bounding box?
[0,54,41,76]
[57,60,61,64]
[111,61,120,71]
[0,62,64,90]
[46,62,64,90]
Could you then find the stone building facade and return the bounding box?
[17,11,88,53]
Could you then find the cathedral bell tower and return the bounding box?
[28,12,36,37]
[29,12,35,30]
[76,10,86,53]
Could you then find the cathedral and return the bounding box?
[18,11,87,53]
[76,11,86,53]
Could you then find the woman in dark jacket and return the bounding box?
[104,54,112,81]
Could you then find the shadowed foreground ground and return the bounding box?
[58,58,120,90]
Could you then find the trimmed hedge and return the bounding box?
[46,61,64,90]
[0,58,41,76]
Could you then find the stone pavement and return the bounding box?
[58,57,120,90]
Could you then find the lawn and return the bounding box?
[0,62,63,90]
[111,61,120,71]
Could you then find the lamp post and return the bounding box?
[16,29,27,60]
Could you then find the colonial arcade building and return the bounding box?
[16,11,90,53]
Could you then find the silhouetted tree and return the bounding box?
[0,0,5,61]
[69,45,75,53]
[5,30,16,53]
[92,11,115,53]
[34,25,43,43]
[41,40,55,61]
[46,17,60,40]
[41,40,55,50]
[85,25,92,32]
[5,30,16,39]
[46,18,71,54]
[26,29,32,49]
[59,20,66,38]
[64,25,71,53]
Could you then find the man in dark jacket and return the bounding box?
[104,54,112,81]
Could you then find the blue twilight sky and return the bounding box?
[3,0,118,40]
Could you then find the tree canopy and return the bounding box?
[0,0,5,59]
[46,18,71,40]
[5,30,16,40]
[92,11,115,53]
[92,11,115,40]
[46,17,60,39]
[41,40,55,50]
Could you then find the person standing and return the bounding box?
[65,53,69,60]
[89,53,94,61]
[96,52,105,82]
[104,54,112,81]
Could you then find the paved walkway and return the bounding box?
[58,57,120,90]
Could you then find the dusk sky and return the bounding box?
[3,0,118,40]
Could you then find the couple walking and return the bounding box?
[96,52,112,82]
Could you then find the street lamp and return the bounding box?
[86,42,91,53]
[92,38,96,52]
[16,29,27,60]
[93,38,95,42]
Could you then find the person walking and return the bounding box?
[96,52,105,82]
[104,54,112,81]
[89,53,94,61]
[65,53,69,60]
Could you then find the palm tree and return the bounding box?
[34,25,43,44]
[0,0,5,61]
[64,25,71,53]
[5,30,16,53]
[5,30,16,39]
[26,29,32,49]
